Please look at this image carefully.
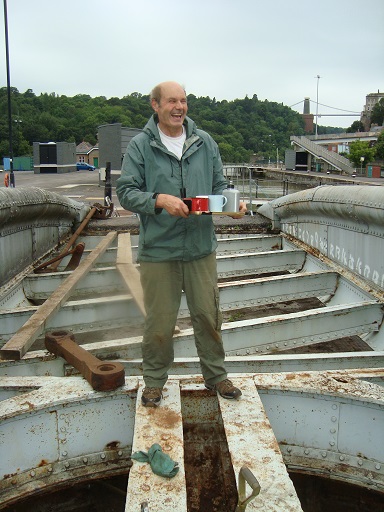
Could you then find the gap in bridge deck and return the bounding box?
[5,474,129,512]
[291,472,384,512]
[181,389,238,512]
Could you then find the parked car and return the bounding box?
[76,162,96,171]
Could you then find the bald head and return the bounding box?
[150,81,186,105]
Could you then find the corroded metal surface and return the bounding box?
[0,187,89,287]
[259,185,384,292]
[126,381,187,511]
[0,372,383,509]
[217,377,303,510]
[1,184,384,509]
[45,330,125,391]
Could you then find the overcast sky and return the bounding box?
[1,0,383,128]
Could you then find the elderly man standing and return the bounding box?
[116,81,245,407]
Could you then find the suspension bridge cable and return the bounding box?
[289,99,360,114]
[309,100,360,113]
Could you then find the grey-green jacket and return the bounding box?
[116,115,227,262]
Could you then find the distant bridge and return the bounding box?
[306,130,381,145]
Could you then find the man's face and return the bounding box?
[152,83,188,137]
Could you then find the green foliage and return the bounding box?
[346,120,365,133]
[374,131,384,160]
[0,86,348,163]
[348,140,376,167]
[371,98,384,127]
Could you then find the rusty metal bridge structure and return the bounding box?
[0,184,383,511]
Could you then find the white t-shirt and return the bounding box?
[158,125,186,160]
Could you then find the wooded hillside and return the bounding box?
[0,87,345,164]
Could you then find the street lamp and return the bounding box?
[360,156,365,175]
[14,115,22,156]
[3,0,15,186]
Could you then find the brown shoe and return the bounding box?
[141,387,162,407]
[205,379,242,399]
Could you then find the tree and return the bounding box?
[346,120,365,133]
[0,87,346,164]
[348,140,376,168]
[371,98,384,127]
[374,131,384,160]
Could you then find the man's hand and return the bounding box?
[239,201,247,213]
[229,200,247,219]
[156,194,190,218]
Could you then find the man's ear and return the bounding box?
[151,98,159,112]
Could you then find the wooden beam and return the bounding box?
[116,233,182,333]
[0,232,117,360]
[116,234,146,317]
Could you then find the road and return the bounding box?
[1,169,107,205]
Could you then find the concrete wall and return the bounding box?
[98,124,122,171]
[98,124,142,172]
[33,142,76,174]
[98,124,142,186]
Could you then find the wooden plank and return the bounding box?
[116,234,181,332]
[218,377,303,511]
[125,380,187,511]
[116,233,146,317]
[0,232,117,360]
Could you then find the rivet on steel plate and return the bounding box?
[101,453,106,459]
[65,462,70,468]
[62,451,68,457]
[358,459,363,466]
[340,455,345,461]
[304,449,309,455]
[83,457,88,464]
[376,464,381,470]
[118,451,123,456]
[30,471,36,477]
